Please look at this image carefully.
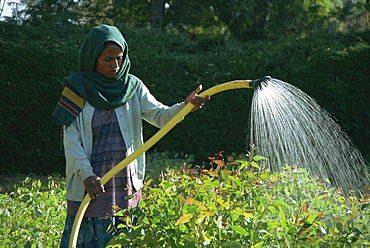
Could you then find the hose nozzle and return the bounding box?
[249,76,271,89]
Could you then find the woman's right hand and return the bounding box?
[83,175,105,199]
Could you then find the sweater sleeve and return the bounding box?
[64,119,95,181]
[138,82,185,128]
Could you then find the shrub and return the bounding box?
[0,153,369,247]
[146,150,195,186]
[0,176,67,247]
[109,153,370,247]
[0,21,369,174]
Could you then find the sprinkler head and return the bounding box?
[249,76,271,89]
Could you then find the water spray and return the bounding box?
[249,77,370,195]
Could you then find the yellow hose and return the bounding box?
[69,79,253,247]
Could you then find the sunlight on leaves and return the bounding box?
[251,241,264,248]
[251,161,259,168]
[184,196,195,204]
[260,172,271,179]
[175,213,193,225]
[253,156,268,161]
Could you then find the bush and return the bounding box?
[0,176,66,247]
[0,22,88,174]
[146,150,195,186]
[0,153,369,247]
[0,21,369,174]
[109,153,370,247]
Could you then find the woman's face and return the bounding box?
[96,42,124,78]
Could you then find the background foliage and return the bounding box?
[8,0,367,38]
[0,21,369,174]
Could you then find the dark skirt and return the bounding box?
[60,214,135,248]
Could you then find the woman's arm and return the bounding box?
[64,119,104,199]
[139,82,209,128]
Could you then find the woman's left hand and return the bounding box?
[185,85,210,111]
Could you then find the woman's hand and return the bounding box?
[185,85,210,111]
[83,175,105,199]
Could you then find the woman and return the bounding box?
[51,24,209,247]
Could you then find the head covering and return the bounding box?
[51,24,139,126]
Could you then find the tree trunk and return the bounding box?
[151,0,164,29]
[114,0,126,5]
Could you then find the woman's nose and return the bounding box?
[112,59,119,68]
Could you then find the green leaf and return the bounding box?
[251,241,264,248]
[116,211,124,217]
[242,212,254,218]
[232,209,244,215]
[181,234,198,242]
[230,212,239,221]
[138,199,146,208]
[117,223,126,229]
[205,202,216,210]
[32,195,41,204]
[175,213,193,225]
[149,188,163,193]
[267,221,281,230]
[253,156,268,161]
[278,206,287,230]
[124,195,135,200]
[260,172,271,179]
[221,241,241,247]
[230,225,249,235]
[203,179,220,188]
[159,181,172,187]
[272,200,291,209]
[232,160,249,169]
[306,214,319,224]
[251,162,259,168]
[29,221,42,225]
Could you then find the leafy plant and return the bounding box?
[146,150,195,186]
[0,152,369,247]
[0,176,67,247]
[109,152,370,247]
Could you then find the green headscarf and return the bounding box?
[51,24,139,126]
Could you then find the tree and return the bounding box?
[0,0,5,17]
[165,0,218,33]
[212,0,269,40]
[13,0,79,25]
[165,0,352,40]
[151,0,164,29]
[4,0,359,39]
